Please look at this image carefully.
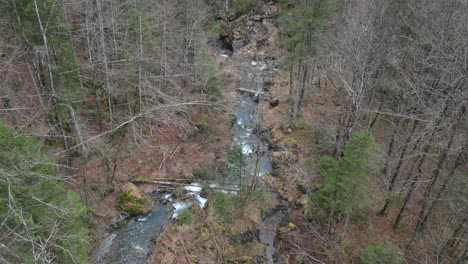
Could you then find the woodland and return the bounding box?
[0,0,466,263]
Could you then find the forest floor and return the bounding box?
[258,60,427,263]
[85,97,236,261]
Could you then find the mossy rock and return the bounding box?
[117,183,153,216]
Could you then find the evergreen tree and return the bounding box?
[313,132,376,224]
[0,121,89,263]
[278,0,329,61]
[227,146,246,192]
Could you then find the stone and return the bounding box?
[233,40,248,52]
[269,98,279,108]
[178,133,188,142]
[254,95,260,103]
[263,76,274,86]
[117,182,153,215]
[229,230,257,243]
[251,14,262,21]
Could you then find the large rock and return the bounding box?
[259,2,279,19]
[117,182,153,216]
[269,98,279,108]
[233,40,248,52]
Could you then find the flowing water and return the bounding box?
[220,58,274,190]
[96,204,170,264]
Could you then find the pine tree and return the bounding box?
[228,146,247,192]
[313,132,376,228]
[0,121,89,263]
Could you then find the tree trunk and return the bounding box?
[378,119,418,216]
[408,105,465,246]
[26,61,45,110]
[291,61,303,125]
[444,214,467,255]
[96,0,114,124]
[368,100,383,131]
[393,103,449,229]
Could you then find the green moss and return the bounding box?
[135,177,154,183]
[117,191,150,216]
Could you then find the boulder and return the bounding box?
[269,98,279,108]
[233,40,248,52]
[229,230,257,243]
[117,182,153,216]
[251,14,262,21]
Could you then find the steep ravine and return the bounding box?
[96,54,289,264]
[95,3,288,262]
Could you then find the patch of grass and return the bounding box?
[360,244,402,264]
[210,20,222,39]
[231,0,258,16]
[293,121,315,140]
[213,192,238,223]
[193,167,209,179]
[212,190,267,223]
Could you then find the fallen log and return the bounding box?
[132,177,195,184]
[132,179,239,192]
[237,88,265,95]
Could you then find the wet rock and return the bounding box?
[233,40,248,52]
[259,2,279,19]
[195,123,208,134]
[178,133,188,142]
[263,75,274,86]
[297,181,308,194]
[230,114,237,127]
[265,54,280,61]
[256,38,268,47]
[251,14,262,21]
[200,186,213,198]
[269,98,279,108]
[254,95,260,103]
[216,38,234,52]
[117,183,154,216]
[294,194,310,208]
[230,230,257,243]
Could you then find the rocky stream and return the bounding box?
[96,50,289,263]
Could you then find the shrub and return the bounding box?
[360,245,402,264]
[231,0,258,15]
[212,190,266,223]
[212,192,237,222]
[193,167,209,179]
[177,208,195,225]
[313,124,336,155]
